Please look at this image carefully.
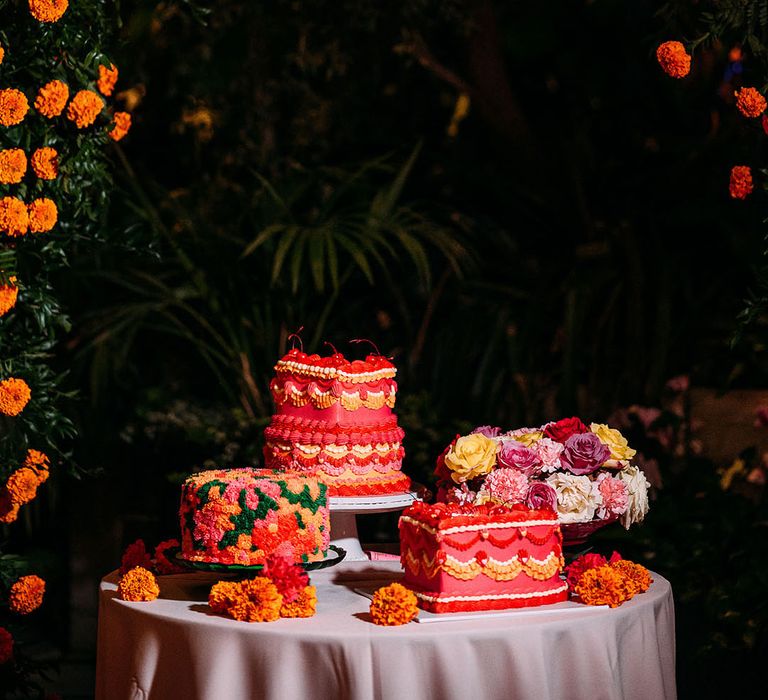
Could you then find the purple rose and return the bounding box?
[525,482,558,511]
[498,441,542,476]
[559,433,610,475]
[472,425,501,438]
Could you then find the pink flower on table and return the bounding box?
[595,473,629,519]
[531,437,565,473]
[480,468,529,505]
[565,552,607,589]
[525,482,558,511]
[497,441,542,476]
[261,552,309,604]
[560,433,610,475]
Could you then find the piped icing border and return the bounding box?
[271,378,397,410]
[412,581,569,604]
[399,515,560,537]
[275,349,397,383]
[403,549,564,581]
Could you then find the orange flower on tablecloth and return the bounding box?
[35,80,69,118]
[108,111,131,142]
[31,147,58,180]
[0,89,29,126]
[575,564,632,608]
[610,559,653,595]
[0,149,27,184]
[97,64,118,97]
[120,539,153,575]
[0,277,18,317]
[735,87,767,118]
[209,577,283,622]
[280,584,317,618]
[118,566,159,602]
[0,377,31,416]
[656,41,691,79]
[0,490,19,524]
[208,580,242,614]
[24,449,50,483]
[369,582,418,626]
[729,166,754,200]
[28,0,68,23]
[0,627,13,664]
[66,90,103,128]
[9,574,45,614]
[6,468,39,506]
[0,197,29,237]
[28,198,57,233]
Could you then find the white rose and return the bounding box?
[545,472,602,524]
[618,464,650,529]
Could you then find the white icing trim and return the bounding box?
[276,360,397,382]
[413,582,569,603]
[400,515,559,536]
[444,551,560,568]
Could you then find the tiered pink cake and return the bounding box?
[399,501,568,612]
[263,349,411,496]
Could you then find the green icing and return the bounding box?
[219,486,279,549]
[294,510,305,528]
[278,481,327,514]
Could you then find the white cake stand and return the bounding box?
[329,487,424,561]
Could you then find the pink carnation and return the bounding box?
[261,552,309,603]
[443,483,477,506]
[482,468,529,504]
[120,539,153,575]
[531,437,565,473]
[595,473,629,519]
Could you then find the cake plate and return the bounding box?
[329,486,425,561]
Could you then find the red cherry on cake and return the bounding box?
[475,550,488,566]
[518,548,529,562]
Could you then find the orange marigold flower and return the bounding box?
[610,560,653,595]
[9,575,45,615]
[97,63,118,97]
[208,580,242,614]
[656,41,691,79]
[0,627,13,664]
[34,80,69,118]
[209,578,283,622]
[0,46,4,66]
[30,147,58,180]
[108,111,131,142]
[0,377,31,416]
[24,449,50,484]
[280,585,317,618]
[370,582,418,626]
[66,90,103,128]
[0,276,18,317]
[6,468,39,506]
[0,490,18,524]
[118,566,159,602]
[0,197,29,237]
[28,198,57,233]
[735,87,767,118]
[28,0,68,23]
[729,165,754,200]
[0,149,27,185]
[575,564,632,608]
[0,89,29,127]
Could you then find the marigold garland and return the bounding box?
[280,584,317,618]
[369,582,418,626]
[0,491,19,524]
[0,197,29,237]
[27,198,57,233]
[729,165,754,200]
[0,89,29,127]
[66,90,103,128]
[117,566,159,602]
[28,0,68,23]
[6,468,39,506]
[8,574,45,615]
[574,565,631,608]
[97,64,119,97]
[0,377,31,416]
[656,41,691,79]
[0,627,12,664]
[0,276,18,317]
[30,147,58,180]
[735,87,767,118]
[0,149,27,184]
[209,577,283,622]
[108,111,131,142]
[34,80,69,118]
[24,449,50,483]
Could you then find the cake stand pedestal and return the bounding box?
[329,488,423,561]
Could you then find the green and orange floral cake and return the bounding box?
[179,468,330,566]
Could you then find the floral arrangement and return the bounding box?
[565,552,653,608]
[369,582,419,626]
[434,417,650,530]
[207,552,317,622]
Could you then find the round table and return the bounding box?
[95,561,676,700]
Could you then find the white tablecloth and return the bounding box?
[95,561,676,700]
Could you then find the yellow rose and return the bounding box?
[512,430,544,448]
[444,434,498,484]
[590,423,636,461]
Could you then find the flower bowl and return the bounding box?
[561,516,618,547]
